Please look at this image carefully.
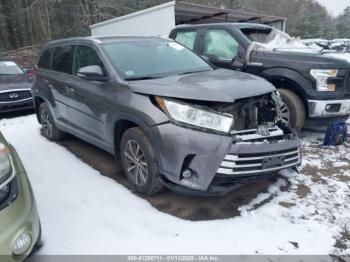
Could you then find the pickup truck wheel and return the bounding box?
[120,127,164,196]
[278,89,306,131]
[39,102,65,141]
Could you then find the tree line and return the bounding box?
[0,0,350,51]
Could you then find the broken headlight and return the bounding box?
[155,96,234,134]
[0,146,12,185]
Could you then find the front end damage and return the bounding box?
[152,92,301,196]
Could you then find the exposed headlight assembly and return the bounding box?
[155,96,234,134]
[310,69,338,91]
[0,145,13,186]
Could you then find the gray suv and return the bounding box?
[32,36,301,196]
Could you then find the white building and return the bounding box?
[90,1,286,37]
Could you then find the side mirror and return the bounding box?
[232,49,246,70]
[237,48,246,61]
[77,65,109,82]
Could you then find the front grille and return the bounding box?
[0,90,32,103]
[231,127,286,143]
[217,147,300,176]
[212,173,276,186]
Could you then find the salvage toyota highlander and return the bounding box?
[32,36,301,196]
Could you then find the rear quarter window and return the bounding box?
[37,48,52,70]
[52,45,75,74]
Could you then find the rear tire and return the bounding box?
[120,127,163,196]
[278,89,306,132]
[39,102,65,141]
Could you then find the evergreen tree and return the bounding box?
[335,6,350,38]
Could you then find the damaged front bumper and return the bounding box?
[151,123,301,196]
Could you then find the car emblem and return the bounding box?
[257,125,270,137]
[8,93,19,99]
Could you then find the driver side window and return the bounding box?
[74,45,107,76]
[203,30,239,61]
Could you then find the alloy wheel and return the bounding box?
[40,109,53,138]
[278,102,290,127]
[124,140,149,186]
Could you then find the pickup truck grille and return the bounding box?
[216,147,300,176]
[0,90,32,103]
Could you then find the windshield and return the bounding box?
[102,40,212,80]
[0,61,23,75]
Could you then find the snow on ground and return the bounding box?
[0,115,349,255]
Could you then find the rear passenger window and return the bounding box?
[52,46,75,74]
[175,31,197,50]
[73,45,106,76]
[37,49,52,70]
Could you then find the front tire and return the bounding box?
[39,102,65,141]
[278,89,306,132]
[120,127,163,196]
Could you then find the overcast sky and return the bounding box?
[316,0,350,16]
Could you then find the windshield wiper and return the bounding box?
[125,76,163,81]
[175,70,211,76]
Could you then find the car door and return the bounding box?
[45,45,75,126]
[199,29,246,70]
[68,44,111,146]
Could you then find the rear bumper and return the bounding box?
[308,99,350,118]
[150,123,301,196]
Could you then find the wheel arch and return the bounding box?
[260,68,310,116]
[111,113,160,160]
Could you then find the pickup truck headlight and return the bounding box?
[310,69,338,91]
[155,96,233,134]
[0,146,12,185]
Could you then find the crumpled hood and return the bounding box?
[128,69,275,102]
[0,74,32,91]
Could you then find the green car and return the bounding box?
[0,132,41,261]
